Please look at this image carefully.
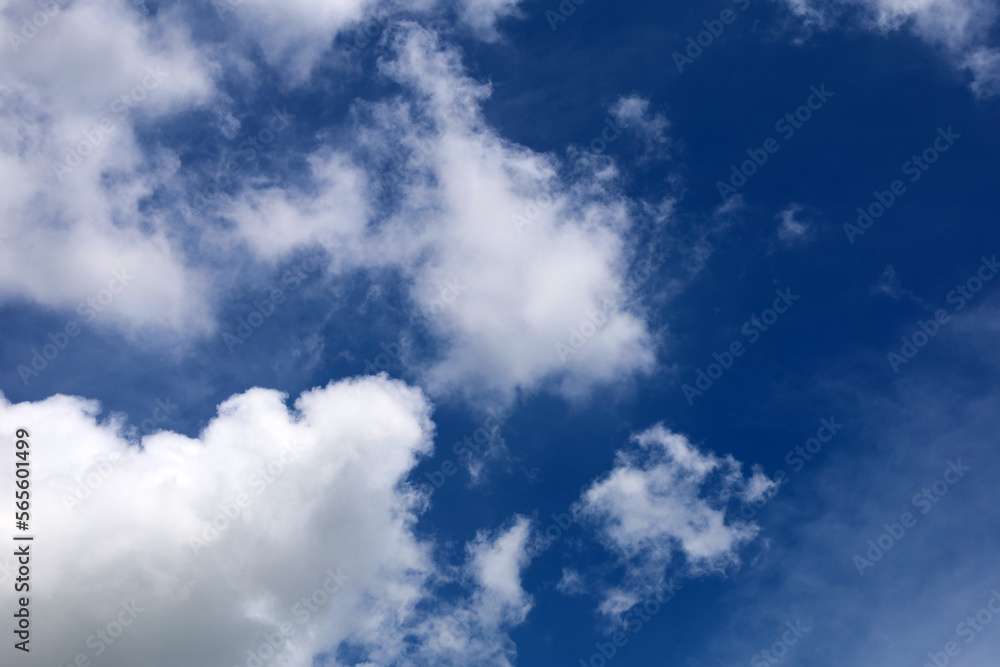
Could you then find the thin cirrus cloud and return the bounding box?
[684,383,1000,667]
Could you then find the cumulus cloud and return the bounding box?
[575,424,777,619]
[775,0,1000,96]
[378,27,657,400]
[0,378,532,666]
[220,24,658,401]
[363,517,534,666]
[0,0,217,335]
[0,4,660,400]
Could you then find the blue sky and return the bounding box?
[1,0,1000,665]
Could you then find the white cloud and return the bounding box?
[575,424,776,619]
[0,377,434,666]
[681,385,1000,667]
[338,516,535,666]
[964,46,1000,97]
[776,203,813,245]
[0,378,535,666]
[210,0,522,80]
[870,264,924,303]
[456,0,524,41]
[776,0,1000,96]
[467,517,534,624]
[209,0,526,82]
[221,150,370,263]
[878,0,997,51]
[220,24,658,402]
[0,7,661,400]
[556,568,587,595]
[610,95,671,158]
[0,0,217,335]
[213,0,381,82]
[375,26,657,400]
